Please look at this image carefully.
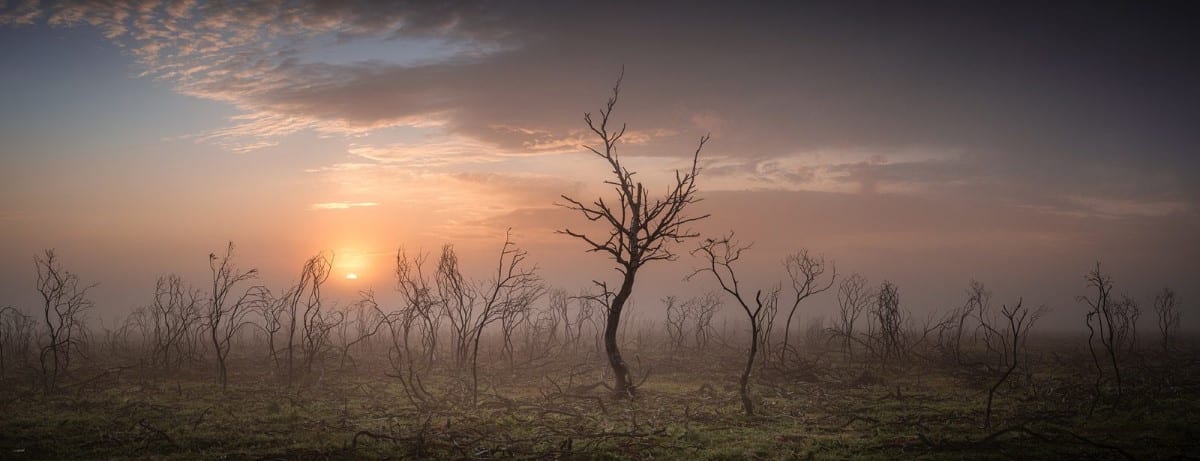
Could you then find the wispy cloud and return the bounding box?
[348,136,501,168]
[311,201,379,210]
[30,1,512,152]
[0,0,40,25]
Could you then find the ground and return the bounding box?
[1,346,1197,460]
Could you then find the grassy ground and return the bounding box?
[1,347,1197,460]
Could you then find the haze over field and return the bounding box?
[1,1,1197,330]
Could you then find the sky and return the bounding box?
[1,0,1197,332]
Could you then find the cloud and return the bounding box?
[311,201,379,210]
[32,0,519,152]
[5,1,1196,221]
[348,135,500,168]
[0,0,40,25]
[305,156,583,238]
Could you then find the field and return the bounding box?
[2,336,1197,460]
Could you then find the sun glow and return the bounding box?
[333,246,374,283]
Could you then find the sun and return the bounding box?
[345,273,359,280]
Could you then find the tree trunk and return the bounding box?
[741,322,759,416]
[986,361,1016,428]
[781,307,798,366]
[471,325,483,406]
[210,318,227,390]
[605,269,637,398]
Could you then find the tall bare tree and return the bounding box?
[977,298,1044,428]
[206,243,258,390]
[1078,263,1136,411]
[395,248,441,368]
[547,289,571,350]
[691,234,770,416]
[35,250,95,393]
[868,281,905,365]
[690,292,721,350]
[438,244,477,369]
[1154,287,1181,355]
[828,273,870,357]
[372,285,434,407]
[950,280,990,365]
[559,74,709,397]
[467,230,543,405]
[296,253,339,376]
[780,250,836,365]
[251,285,290,373]
[271,252,335,384]
[147,274,203,371]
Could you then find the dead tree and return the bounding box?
[755,286,781,370]
[521,306,559,363]
[337,293,387,370]
[372,292,433,407]
[1078,263,1136,411]
[273,252,337,384]
[395,248,441,369]
[665,293,723,354]
[558,73,709,397]
[691,292,721,350]
[1112,295,1141,358]
[205,243,258,390]
[547,289,571,350]
[252,285,290,372]
[664,296,689,353]
[35,250,95,393]
[868,281,906,365]
[468,230,543,405]
[949,280,991,365]
[297,253,338,375]
[978,298,1045,428]
[780,250,836,365]
[828,273,870,357]
[1154,287,1181,355]
[691,234,770,417]
[541,290,601,358]
[571,292,604,357]
[497,286,534,367]
[0,306,37,381]
[147,274,203,372]
[438,244,477,369]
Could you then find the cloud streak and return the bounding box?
[311,201,379,210]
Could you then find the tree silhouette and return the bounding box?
[35,250,94,393]
[205,243,257,390]
[690,234,773,416]
[780,250,836,365]
[559,73,709,397]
